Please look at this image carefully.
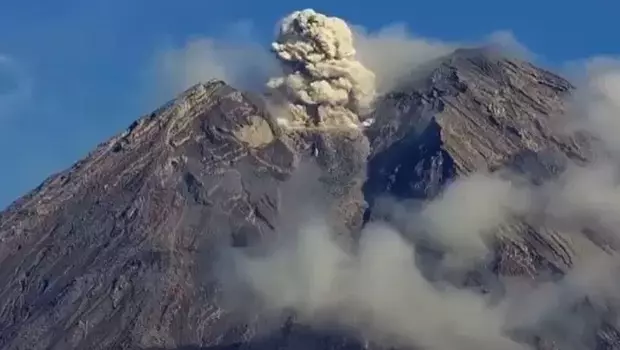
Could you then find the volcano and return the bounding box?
[0,46,617,350]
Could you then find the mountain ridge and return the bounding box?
[0,48,617,350]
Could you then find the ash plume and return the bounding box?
[266,9,376,129]
[207,8,620,350]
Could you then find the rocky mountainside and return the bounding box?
[0,48,615,350]
[365,48,595,277]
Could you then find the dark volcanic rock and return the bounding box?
[0,81,368,349]
[0,49,613,349]
[364,48,594,277]
[365,48,588,198]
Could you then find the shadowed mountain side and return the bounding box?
[0,47,617,349]
[364,48,596,279]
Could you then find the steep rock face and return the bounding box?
[364,48,595,278]
[0,48,616,350]
[365,48,589,199]
[0,81,368,349]
[361,50,620,349]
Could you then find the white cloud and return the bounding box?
[229,217,524,350]
[138,13,620,348]
[486,30,535,60]
[150,22,278,100]
[351,22,455,94]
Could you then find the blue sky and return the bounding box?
[0,0,618,208]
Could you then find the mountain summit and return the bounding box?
[0,78,371,349]
[0,11,618,350]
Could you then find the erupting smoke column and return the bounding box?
[267,9,376,129]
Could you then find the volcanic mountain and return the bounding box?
[0,47,617,350]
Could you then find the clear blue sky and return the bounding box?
[0,0,618,208]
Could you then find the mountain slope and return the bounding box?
[0,81,368,349]
[365,48,597,278]
[0,49,616,349]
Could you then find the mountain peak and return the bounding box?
[367,46,583,170]
[0,69,375,348]
[0,44,614,349]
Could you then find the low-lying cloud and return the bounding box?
[154,8,620,350]
[224,152,620,349]
[227,215,524,350]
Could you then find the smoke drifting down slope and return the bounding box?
[214,9,620,350]
[266,9,376,129]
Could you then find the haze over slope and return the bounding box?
[223,9,620,350]
[1,7,620,350]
